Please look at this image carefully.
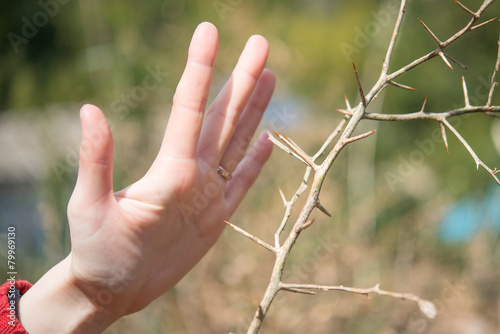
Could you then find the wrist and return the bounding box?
[19,256,121,334]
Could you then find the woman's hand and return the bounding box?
[19,22,275,333]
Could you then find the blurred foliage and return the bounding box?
[1,0,499,333]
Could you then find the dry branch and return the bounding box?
[279,282,437,319]
[225,1,500,333]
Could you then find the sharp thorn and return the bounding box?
[462,76,471,107]
[421,95,429,113]
[388,80,418,91]
[439,51,454,70]
[353,63,366,106]
[471,17,497,30]
[454,0,479,18]
[418,18,443,46]
[440,122,449,154]
[344,95,352,110]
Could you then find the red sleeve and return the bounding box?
[0,280,32,334]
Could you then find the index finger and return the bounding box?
[158,22,219,161]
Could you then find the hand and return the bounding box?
[19,22,275,333]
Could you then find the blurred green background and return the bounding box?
[0,0,499,333]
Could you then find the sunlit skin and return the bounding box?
[19,22,275,333]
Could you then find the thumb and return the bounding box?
[71,104,114,207]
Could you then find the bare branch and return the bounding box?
[278,187,287,207]
[382,0,407,75]
[279,282,437,319]
[246,2,500,333]
[442,119,500,185]
[313,116,349,161]
[341,105,500,122]
[487,34,500,107]
[225,221,277,254]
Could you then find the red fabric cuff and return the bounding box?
[0,280,32,334]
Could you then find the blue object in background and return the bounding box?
[439,185,500,243]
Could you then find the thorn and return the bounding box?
[420,95,429,112]
[440,122,449,154]
[462,76,471,107]
[225,221,277,254]
[439,51,454,70]
[295,218,316,233]
[344,95,352,110]
[317,201,332,217]
[445,53,469,70]
[336,108,351,115]
[418,18,443,46]
[353,63,366,107]
[388,80,418,91]
[278,187,287,206]
[344,130,377,145]
[471,17,498,30]
[454,0,479,18]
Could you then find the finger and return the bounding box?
[70,104,114,207]
[219,69,275,173]
[225,132,273,214]
[197,35,269,167]
[159,22,219,161]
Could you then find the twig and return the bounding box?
[279,283,437,319]
[382,0,407,75]
[245,1,500,333]
[487,34,500,107]
[341,105,500,122]
[441,119,500,185]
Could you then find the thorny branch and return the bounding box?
[225,1,500,333]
